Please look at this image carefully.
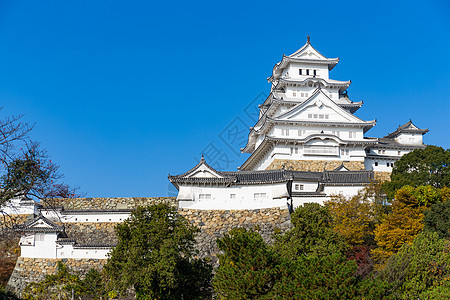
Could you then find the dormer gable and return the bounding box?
[182,156,224,179]
[18,215,64,233]
[275,89,375,127]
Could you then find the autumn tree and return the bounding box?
[104,204,212,300]
[372,185,447,263]
[324,183,388,246]
[383,145,450,199]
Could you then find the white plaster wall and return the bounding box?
[177,183,289,210]
[270,125,364,142]
[395,133,423,145]
[292,181,319,192]
[285,63,329,80]
[292,196,327,209]
[323,185,365,197]
[20,233,58,258]
[1,198,38,215]
[56,245,110,259]
[41,210,131,223]
[364,159,394,172]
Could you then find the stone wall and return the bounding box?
[267,159,365,172]
[180,207,292,266]
[46,197,177,210]
[1,214,32,287]
[63,222,119,245]
[7,207,292,295]
[374,171,391,182]
[7,257,106,295]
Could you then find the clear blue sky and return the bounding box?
[0,0,449,197]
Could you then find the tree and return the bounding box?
[213,228,279,299]
[23,261,109,300]
[372,185,446,264]
[324,183,388,246]
[383,145,450,199]
[275,203,347,258]
[0,109,79,221]
[104,204,212,300]
[272,203,360,299]
[424,199,450,239]
[378,231,450,299]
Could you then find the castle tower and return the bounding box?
[240,37,378,172]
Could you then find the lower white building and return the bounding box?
[169,156,373,210]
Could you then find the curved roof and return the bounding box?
[384,120,429,138]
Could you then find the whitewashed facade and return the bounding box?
[169,37,428,210]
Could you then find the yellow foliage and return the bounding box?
[372,206,425,264]
[325,194,373,245]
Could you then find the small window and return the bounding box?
[308,114,312,119]
[199,194,211,200]
[387,162,389,167]
[325,114,329,119]
[319,114,324,119]
[313,114,318,118]
[295,147,299,154]
[313,70,317,76]
[282,129,289,136]
[254,193,267,199]
[61,252,64,256]
[299,69,302,75]
[306,69,310,75]
[378,150,382,154]
[294,184,304,191]
[290,147,293,155]
[35,234,44,242]
[398,151,401,155]
[230,194,236,199]
[391,163,395,167]
[293,91,296,97]
[375,162,378,166]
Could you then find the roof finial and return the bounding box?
[307,35,310,44]
[200,154,205,162]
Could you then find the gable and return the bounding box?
[289,44,327,60]
[276,90,366,124]
[184,161,224,179]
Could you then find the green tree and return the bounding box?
[272,203,360,299]
[213,228,279,299]
[383,145,450,199]
[424,198,450,239]
[23,261,109,300]
[275,203,347,258]
[378,231,450,299]
[104,204,212,300]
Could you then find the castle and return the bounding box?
[169,37,427,210]
[3,38,427,295]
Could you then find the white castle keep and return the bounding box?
[3,38,427,264]
[169,37,428,210]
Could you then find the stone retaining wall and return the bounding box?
[374,171,391,182]
[180,207,292,266]
[63,222,119,245]
[46,197,177,210]
[7,257,106,295]
[7,207,292,295]
[267,159,365,171]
